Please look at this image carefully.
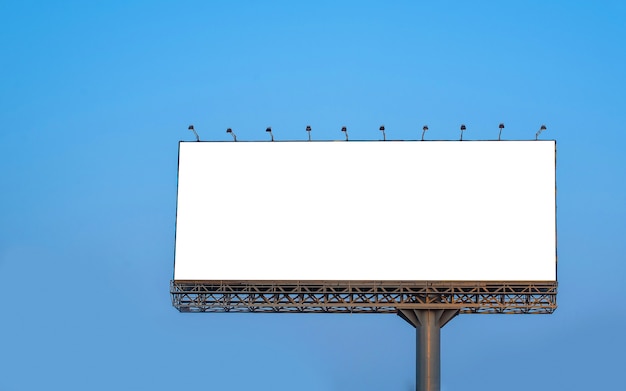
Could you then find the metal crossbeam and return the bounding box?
[170,280,557,314]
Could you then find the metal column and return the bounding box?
[398,309,459,391]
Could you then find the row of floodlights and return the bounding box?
[188,124,548,142]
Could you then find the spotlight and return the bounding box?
[226,128,237,142]
[306,125,312,141]
[188,125,199,142]
[498,123,505,140]
[422,125,428,141]
[536,124,547,140]
[341,126,348,141]
[266,127,274,141]
[460,124,466,141]
[380,125,386,141]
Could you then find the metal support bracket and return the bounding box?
[399,309,459,391]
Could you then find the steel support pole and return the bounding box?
[398,309,459,391]
[417,310,441,391]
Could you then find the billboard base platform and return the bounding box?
[170,280,557,314]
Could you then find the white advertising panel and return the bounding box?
[174,141,556,281]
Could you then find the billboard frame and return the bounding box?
[171,280,557,314]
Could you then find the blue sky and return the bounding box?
[1,1,625,390]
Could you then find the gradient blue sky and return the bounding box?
[1,1,625,390]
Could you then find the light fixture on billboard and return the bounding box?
[536,124,547,140]
[188,125,200,142]
[226,128,237,142]
[422,125,428,141]
[460,124,466,141]
[380,125,386,141]
[498,123,505,140]
[266,127,274,142]
[306,125,312,141]
[341,126,348,141]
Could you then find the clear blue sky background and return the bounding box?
[1,1,625,390]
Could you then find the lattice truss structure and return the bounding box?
[171,281,557,314]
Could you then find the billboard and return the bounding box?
[174,140,556,282]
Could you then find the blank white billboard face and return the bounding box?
[174,141,556,281]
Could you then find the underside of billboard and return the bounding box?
[171,140,557,314]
